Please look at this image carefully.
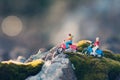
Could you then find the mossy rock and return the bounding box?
[0,59,44,80]
[66,52,120,80]
[77,40,91,52]
[103,49,120,62]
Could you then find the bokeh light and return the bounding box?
[1,16,23,37]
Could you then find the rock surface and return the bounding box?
[26,46,77,80]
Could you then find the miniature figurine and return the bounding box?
[65,33,73,49]
[92,37,100,55]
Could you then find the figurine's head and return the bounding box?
[68,33,72,36]
[96,37,99,41]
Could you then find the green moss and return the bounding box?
[77,40,91,52]
[0,60,44,80]
[103,50,120,62]
[77,43,90,52]
[66,52,120,80]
